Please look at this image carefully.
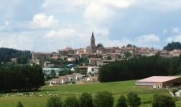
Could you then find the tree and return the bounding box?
[50,70,56,78]
[152,94,175,107]
[127,92,141,107]
[46,96,62,107]
[94,91,114,107]
[79,92,93,107]
[124,51,132,58]
[116,95,127,107]
[63,96,79,107]
[16,101,23,107]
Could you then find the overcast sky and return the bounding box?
[0,0,181,52]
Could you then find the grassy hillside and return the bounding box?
[0,80,179,107]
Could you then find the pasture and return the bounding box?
[0,80,180,107]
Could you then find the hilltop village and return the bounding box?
[30,32,181,85]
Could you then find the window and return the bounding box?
[91,68,94,71]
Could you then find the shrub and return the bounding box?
[127,92,141,107]
[46,96,62,107]
[79,92,93,107]
[116,95,127,107]
[94,91,114,107]
[63,96,79,107]
[171,87,179,95]
[152,94,176,107]
[16,101,23,107]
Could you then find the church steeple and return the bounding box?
[90,32,96,53]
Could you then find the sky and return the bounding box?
[1,0,181,52]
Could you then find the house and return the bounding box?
[87,76,98,82]
[58,47,74,56]
[58,76,69,84]
[49,76,69,85]
[67,57,75,62]
[169,49,181,57]
[135,76,181,88]
[159,50,169,57]
[87,66,100,75]
[43,61,54,68]
[32,52,52,60]
[72,73,83,80]
[49,78,59,85]
[88,58,101,65]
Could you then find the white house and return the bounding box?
[58,76,69,84]
[72,73,83,80]
[87,66,100,75]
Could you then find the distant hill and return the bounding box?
[0,47,31,63]
[163,42,181,51]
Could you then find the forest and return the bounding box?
[98,55,181,82]
[0,47,31,64]
[0,64,44,92]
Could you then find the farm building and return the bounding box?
[135,76,181,88]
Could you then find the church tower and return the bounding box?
[90,32,96,53]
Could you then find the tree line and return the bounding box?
[28,91,173,107]
[98,55,181,82]
[0,47,31,64]
[163,42,181,51]
[0,64,44,92]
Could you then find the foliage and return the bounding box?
[127,92,141,107]
[16,101,23,107]
[99,55,181,82]
[171,87,180,95]
[94,91,114,107]
[152,94,175,107]
[163,42,181,51]
[63,96,79,107]
[79,92,93,107]
[123,51,132,58]
[50,70,56,78]
[116,95,127,107]
[0,65,44,92]
[46,96,62,107]
[0,47,31,63]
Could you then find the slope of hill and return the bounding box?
[0,47,31,63]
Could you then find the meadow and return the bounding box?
[0,80,180,107]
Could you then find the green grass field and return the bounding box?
[0,80,180,107]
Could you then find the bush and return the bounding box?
[171,87,179,95]
[79,92,93,107]
[46,96,62,107]
[152,94,176,107]
[94,91,114,107]
[127,92,141,107]
[63,96,79,107]
[116,95,127,107]
[16,101,23,107]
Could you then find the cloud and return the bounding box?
[42,0,86,8]
[136,34,160,43]
[0,33,34,50]
[100,0,136,8]
[166,35,181,43]
[30,13,58,28]
[45,29,75,39]
[135,0,181,11]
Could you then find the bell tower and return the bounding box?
[90,32,96,53]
